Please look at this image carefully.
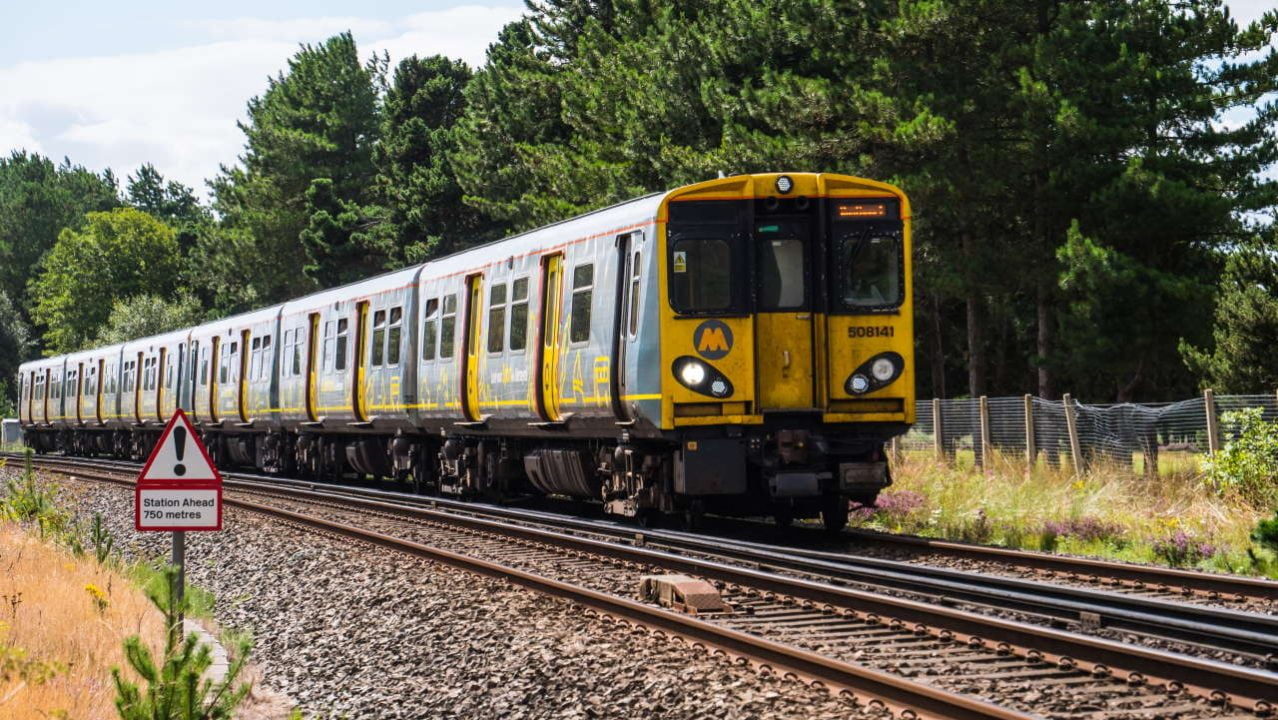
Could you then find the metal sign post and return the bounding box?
[134,409,222,644]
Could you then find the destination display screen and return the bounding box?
[835,201,893,219]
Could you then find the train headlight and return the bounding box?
[871,357,895,382]
[680,362,706,386]
[846,352,904,395]
[775,175,794,193]
[673,356,734,398]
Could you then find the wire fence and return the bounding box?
[897,391,1278,475]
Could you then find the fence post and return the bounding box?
[1062,393,1082,476]
[1204,388,1220,455]
[932,398,946,464]
[890,436,900,466]
[978,395,992,470]
[1023,394,1036,471]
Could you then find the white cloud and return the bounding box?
[1227,0,1275,27]
[0,4,522,195]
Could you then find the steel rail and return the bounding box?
[14,454,1276,712]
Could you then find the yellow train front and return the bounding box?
[615,172,915,529]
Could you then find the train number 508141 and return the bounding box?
[848,326,894,338]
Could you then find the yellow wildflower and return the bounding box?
[85,584,109,614]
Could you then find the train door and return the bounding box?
[95,358,105,424]
[209,337,220,423]
[306,313,320,421]
[753,217,816,411]
[353,302,370,421]
[189,341,200,421]
[238,330,251,422]
[610,233,640,420]
[461,274,484,421]
[132,353,143,423]
[535,255,565,421]
[157,348,168,422]
[75,362,84,423]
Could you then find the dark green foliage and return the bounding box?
[1254,513,1278,554]
[196,32,386,311]
[374,54,497,262]
[29,208,183,353]
[90,512,116,565]
[1182,238,1278,393]
[126,164,210,257]
[93,294,205,347]
[112,566,252,720]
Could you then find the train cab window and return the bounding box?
[509,278,529,352]
[387,307,403,366]
[439,295,457,359]
[372,310,387,367]
[569,264,593,344]
[628,252,642,337]
[833,230,903,311]
[422,299,439,361]
[487,284,507,354]
[335,319,349,371]
[669,237,735,314]
[756,222,808,311]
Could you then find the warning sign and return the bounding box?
[135,410,222,531]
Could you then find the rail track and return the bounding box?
[5,452,1277,718]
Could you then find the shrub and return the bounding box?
[1253,511,1278,554]
[1202,408,1278,508]
[112,566,252,720]
[1153,531,1216,567]
[1,451,72,540]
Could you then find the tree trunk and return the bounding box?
[1037,281,1054,400]
[930,296,947,399]
[966,293,986,398]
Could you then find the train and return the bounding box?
[17,172,915,530]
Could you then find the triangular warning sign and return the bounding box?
[137,409,221,483]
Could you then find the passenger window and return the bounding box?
[487,283,507,354]
[292,329,303,377]
[260,335,272,380]
[250,338,262,381]
[372,310,386,367]
[628,251,642,337]
[422,299,439,361]
[280,330,291,378]
[509,278,529,351]
[165,362,173,388]
[439,295,457,359]
[322,321,335,371]
[229,342,240,382]
[387,306,403,366]
[669,237,734,313]
[335,319,349,371]
[569,264,593,344]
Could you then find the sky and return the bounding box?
[0,0,1273,196]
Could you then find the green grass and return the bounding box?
[875,450,1277,578]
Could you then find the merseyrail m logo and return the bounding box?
[693,320,733,360]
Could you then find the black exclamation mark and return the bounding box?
[173,426,187,476]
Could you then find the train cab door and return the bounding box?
[535,255,565,421]
[460,274,484,422]
[753,217,816,411]
[306,313,321,421]
[353,302,371,422]
[610,233,640,421]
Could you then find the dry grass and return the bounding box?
[878,450,1274,577]
[0,521,166,719]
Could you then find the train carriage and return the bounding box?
[17,172,914,530]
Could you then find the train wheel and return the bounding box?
[821,497,849,533]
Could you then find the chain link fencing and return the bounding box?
[897,392,1278,475]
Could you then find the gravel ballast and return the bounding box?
[16,469,882,719]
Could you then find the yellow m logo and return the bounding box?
[698,328,730,354]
